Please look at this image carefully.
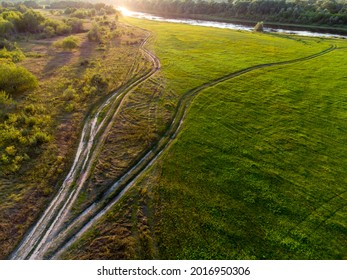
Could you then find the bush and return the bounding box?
[64,102,75,112]
[70,9,89,19]
[62,36,79,49]
[254,21,264,32]
[23,104,36,115]
[0,18,14,37]
[20,9,45,33]
[66,18,84,33]
[63,86,77,100]
[64,7,77,15]
[5,145,16,156]
[90,74,108,91]
[87,23,101,42]
[0,63,38,95]
[0,90,15,106]
[0,11,21,33]
[43,25,55,38]
[0,47,25,62]
[0,40,25,62]
[0,39,17,51]
[44,19,71,36]
[32,131,51,145]
[54,36,79,50]
[55,22,72,35]
[111,30,121,38]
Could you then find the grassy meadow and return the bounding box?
[145,48,347,259]
[63,17,322,225]
[127,18,335,96]
[62,19,347,259]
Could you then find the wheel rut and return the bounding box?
[10,31,337,259]
[50,44,337,259]
[9,31,160,260]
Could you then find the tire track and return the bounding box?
[48,44,337,259]
[9,31,160,260]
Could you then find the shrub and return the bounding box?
[82,85,97,96]
[44,19,71,36]
[15,3,27,13]
[87,23,101,42]
[0,39,17,51]
[90,74,108,91]
[54,36,79,50]
[63,86,77,100]
[0,40,25,62]
[64,7,77,15]
[23,104,36,115]
[0,18,14,37]
[0,47,25,62]
[56,22,72,35]
[70,9,89,19]
[62,36,79,49]
[1,10,23,28]
[32,131,51,145]
[20,9,45,33]
[0,153,9,164]
[43,25,55,38]
[66,18,84,33]
[5,146,16,156]
[254,21,264,32]
[64,102,75,112]
[0,63,38,95]
[111,30,121,38]
[0,90,15,106]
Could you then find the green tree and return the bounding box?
[20,9,45,33]
[0,17,14,37]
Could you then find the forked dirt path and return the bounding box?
[50,44,336,259]
[10,29,336,259]
[9,31,160,260]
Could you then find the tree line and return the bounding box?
[120,0,347,26]
[0,1,118,38]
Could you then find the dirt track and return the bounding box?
[9,28,337,259]
[9,31,161,260]
[51,44,337,259]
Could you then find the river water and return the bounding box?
[119,7,347,39]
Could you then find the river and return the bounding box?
[119,7,347,39]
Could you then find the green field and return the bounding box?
[65,18,335,225]
[62,19,347,259]
[130,19,334,95]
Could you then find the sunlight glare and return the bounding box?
[118,7,133,17]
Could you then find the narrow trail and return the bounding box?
[47,44,337,259]
[9,32,161,260]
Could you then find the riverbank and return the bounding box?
[123,8,347,37]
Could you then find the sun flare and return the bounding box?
[118,7,133,17]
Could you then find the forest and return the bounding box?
[120,0,347,26]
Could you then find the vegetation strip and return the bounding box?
[48,43,337,259]
[9,31,159,260]
[121,0,347,33]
